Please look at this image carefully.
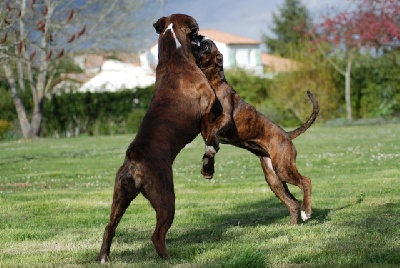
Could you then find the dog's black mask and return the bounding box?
[192,35,213,64]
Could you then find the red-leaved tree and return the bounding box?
[309,0,400,121]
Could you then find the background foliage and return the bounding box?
[262,0,311,57]
[338,52,400,119]
[0,86,153,138]
[43,87,154,137]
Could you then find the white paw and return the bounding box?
[100,256,109,264]
[301,210,311,221]
[205,145,217,157]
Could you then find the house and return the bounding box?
[140,29,264,75]
[199,29,262,74]
[56,30,298,93]
[56,52,155,93]
[261,53,300,74]
[78,60,155,92]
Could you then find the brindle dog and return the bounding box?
[98,15,220,263]
[194,37,320,225]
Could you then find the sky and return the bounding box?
[158,0,341,42]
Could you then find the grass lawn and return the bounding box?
[0,124,399,267]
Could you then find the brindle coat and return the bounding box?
[98,14,219,262]
[194,38,320,225]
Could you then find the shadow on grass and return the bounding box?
[95,198,395,266]
[109,196,333,264]
[293,201,400,267]
[105,197,291,263]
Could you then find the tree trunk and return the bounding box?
[17,0,27,92]
[3,63,31,138]
[345,58,352,121]
[29,105,43,138]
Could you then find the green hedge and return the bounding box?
[41,86,153,137]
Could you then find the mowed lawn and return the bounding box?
[0,124,399,267]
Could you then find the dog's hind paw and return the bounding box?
[99,255,109,264]
[301,210,311,221]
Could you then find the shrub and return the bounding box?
[0,119,11,140]
[126,109,146,134]
[225,68,271,107]
[41,86,153,137]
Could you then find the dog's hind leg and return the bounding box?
[142,174,175,259]
[273,160,312,222]
[98,161,140,263]
[298,175,312,221]
[260,157,301,225]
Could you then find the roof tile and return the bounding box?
[199,29,260,45]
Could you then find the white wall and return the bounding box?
[144,41,262,74]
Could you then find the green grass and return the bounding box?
[0,124,399,267]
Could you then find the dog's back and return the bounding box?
[127,15,215,164]
[195,38,318,146]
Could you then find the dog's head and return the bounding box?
[153,14,199,56]
[193,36,225,80]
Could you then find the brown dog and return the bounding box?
[194,37,320,225]
[98,14,219,263]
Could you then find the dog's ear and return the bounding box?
[153,17,167,34]
[215,52,223,67]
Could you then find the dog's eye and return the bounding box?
[201,43,211,52]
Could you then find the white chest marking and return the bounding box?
[164,23,182,49]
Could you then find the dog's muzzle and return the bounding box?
[192,35,213,65]
[199,39,212,54]
[192,35,210,54]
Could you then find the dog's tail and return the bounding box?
[287,90,319,140]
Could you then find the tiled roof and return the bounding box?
[199,29,260,45]
[261,53,300,72]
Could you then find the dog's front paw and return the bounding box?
[205,145,217,157]
[201,169,213,179]
[201,155,215,179]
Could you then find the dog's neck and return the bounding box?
[157,32,194,64]
[204,67,226,88]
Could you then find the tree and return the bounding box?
[309,0,400,121]
[263,0,310,57]
[265,42,340,125]
[0,0,158,139]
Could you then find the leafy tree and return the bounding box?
[263,0,310,57]
[265,42,340,125]
[309,0,400,121]
[0,0,157,138]
[346,52,400,118]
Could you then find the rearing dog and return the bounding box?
[98,14,220,263]
[194,38,320,225]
